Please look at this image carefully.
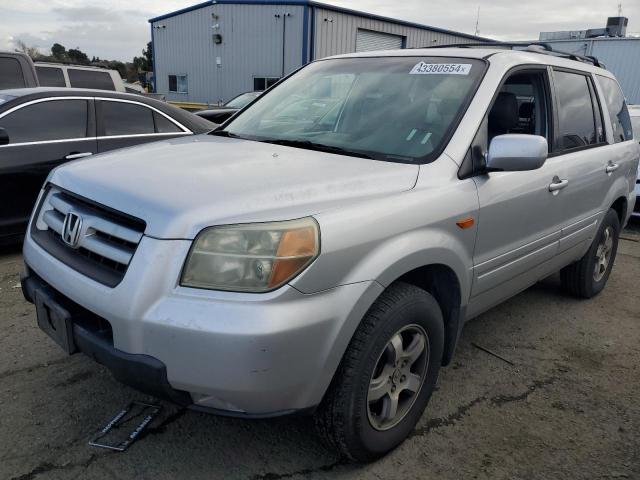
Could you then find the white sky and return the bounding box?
[1,0,638,61]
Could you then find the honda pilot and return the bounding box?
[21,45,639,461]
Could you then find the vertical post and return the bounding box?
[309,7,315,61]
[301,5,309,65]
[150,24,157,93]
[282,13,290,78]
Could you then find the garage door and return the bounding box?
[355,29,404,52]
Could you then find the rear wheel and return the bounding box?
[561,208,620,298]
[314,282,444,462]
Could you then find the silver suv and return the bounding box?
[21,45,639,461]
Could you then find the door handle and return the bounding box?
[548,176,569,193]
[65,152,93,160]
[605,162,619,174]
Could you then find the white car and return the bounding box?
[34,63,125,92]
[630,105,640,216]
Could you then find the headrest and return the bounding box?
[519,101,534,118]
[489,92,519,131]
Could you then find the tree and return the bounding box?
[67,48,90,65]
[143,41,153,71]
[51,43,66,60]
[14,40,41,59]
[132,42,153,73]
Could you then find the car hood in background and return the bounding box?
[49,134,420,239]
[198,107,237,113]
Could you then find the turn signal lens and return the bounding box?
[456,217,475,229]
[269,225,318,288]
[181,218,319,292]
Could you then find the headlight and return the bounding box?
[181,218,320,292]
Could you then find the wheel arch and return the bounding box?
[611,195,628,226]
[393,264,464,366]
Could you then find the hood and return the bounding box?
[50,134,419,239]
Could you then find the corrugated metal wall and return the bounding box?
[152,3,479,104]
[152,4,304,104]
[542,38,640,104]
[355,30,404,52]
[311,7,474,59]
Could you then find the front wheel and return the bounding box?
[561,208,621,298]
[314,282,444,462]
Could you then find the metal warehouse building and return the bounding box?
[539,17,640,104]
[149,0,485,104]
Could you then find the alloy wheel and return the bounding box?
[593,226,614,282]
[367,324,429,431]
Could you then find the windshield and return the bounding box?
[222,57,485,162]
[225,92,261,109]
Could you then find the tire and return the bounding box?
[561,208,621,299]
[314,282,444,462]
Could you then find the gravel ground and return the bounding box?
[1,222,639,480]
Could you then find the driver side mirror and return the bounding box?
[0,128,8,146]
[486,134,548,172]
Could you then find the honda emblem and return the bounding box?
[61,212,83,248]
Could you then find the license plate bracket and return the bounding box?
[34,289,77,355]
[89,402,162,452]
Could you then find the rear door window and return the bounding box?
[0,99,88,144]
[68,69,115,90]
[100,101,155,136]
[596,75,633,143]
[36,66,66,87]
[553,70,601,151]
[0,57,26,89]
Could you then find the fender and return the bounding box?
[293,225,474,374]
[603,164,637,226]
[600,140,639,225]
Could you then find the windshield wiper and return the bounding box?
[259,138,374,159]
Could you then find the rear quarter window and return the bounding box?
[101,101,155,136]
[68,69,115,91]
[36,66,66,87]
[153,112,182,133]
[596,75,633,143]
[0,57,26,89]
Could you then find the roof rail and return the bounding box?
[420,41,606,68]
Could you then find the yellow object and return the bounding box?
[167,101,209,111]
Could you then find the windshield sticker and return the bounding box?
[410,62,472,75]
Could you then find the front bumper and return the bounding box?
[23,233,383,416]
[22,270,192,406]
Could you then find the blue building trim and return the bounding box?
[148,0,489,41]
[150,1,310,23]
[301,4,309,64]
[309,5,315,61]
[150,24,157,92]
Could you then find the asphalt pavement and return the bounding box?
[1,222,639,480]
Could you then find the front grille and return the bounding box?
[31,186,146,287]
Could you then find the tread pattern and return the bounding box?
[561,209,620,299]
[313,282,437,461]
